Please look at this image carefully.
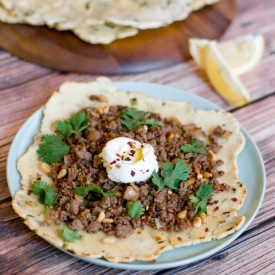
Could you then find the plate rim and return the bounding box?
[6,81,266,271]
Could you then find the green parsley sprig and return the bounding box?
[189,184,213,214]
[126,201,145,219]
[181,139,208,154]
[55,111,90,139]
[60,226,84,243]
[74,184,116,197]
[31,180,58,206]
[151,160,189,192]
[119,107,162,130]
[37,134,70,165]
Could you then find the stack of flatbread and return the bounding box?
[0,0,220,44]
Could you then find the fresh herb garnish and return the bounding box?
[37,134,70,165]
[55,112,90,139]
[119,107,162,130]
[74,184,116,197]
[31,180,58,206]
[189,184,213,214]
[126,201,145,219]
[60,226,84,243]
[151,160,189,192]
[181,139,207,154]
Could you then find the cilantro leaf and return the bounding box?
[60,226,84,243]
[126,201,145,219]
[74,184,115,197]
[37,134,70,165]
[151,160,189,192]
[119,107,162,130]
[181,139,208,154]
[55,112,90,139]
[31,180,58,206]
[189,184,213,214]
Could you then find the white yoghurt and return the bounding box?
[99,137,158,183]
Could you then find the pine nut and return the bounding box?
[39,162,51,174]
[102,106,109,114]
[221,130,231,139]
[97,211,105,222]
[97,94,109,103]
[96,108,103,114]
[143,125,148,133]
[187,177,196,184]
[25,201,38,207]
[167,132,174,140]
[102,218,114,224]
[102,236,115,244]
[199,212,207,224]
[193,165,200,174]
[203,172,211,178]
[193,216,202,228]
[197,173,203,180]
[177,209,187,219]
[169,116,181,125]
[57,168,67,179]
[208,150,216,161]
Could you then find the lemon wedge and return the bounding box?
[189,34,265,75]
[205,41,250,107]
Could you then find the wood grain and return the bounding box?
[1,0,275,274]
[0,0,236,75]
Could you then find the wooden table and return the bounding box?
[1,0,274,273]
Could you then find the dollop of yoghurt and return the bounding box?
[99,137,158,183]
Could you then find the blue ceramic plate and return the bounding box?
[7,82,266,270]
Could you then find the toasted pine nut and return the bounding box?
[97,211,105,222]
[39,162,51,174]
[193,165,200,174]
[208,150,216,161]
[57,168,67,179]
[102,106,109,114]
[51,122,57,132]
[187,177,196,184]
[199,212,207,224]
[169,116,181,125]
[193,216,202,228]
[221,131,231,139]
[102,236,115,244]
[25,201,38,207]
[197,173,203,180]
[106,116,116,122]
[167,132,174,140]
[143,125,148,133]
[177,209,187,219]
[96,108,103,114]
[102,218,114,224]
[167,190,172,195]
[146,206,149,210]
[203,172,211,178]
[97,94,109,103]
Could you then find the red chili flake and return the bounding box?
[130,150,135,154]
[131,170,135,177]
[146,169,149,172]
[205,228,209,232]
[116,159,120,161]
[223,211,230,214]
[27,190,32,195]
[141,144,144,148]
[127,141,136,148]
[214,206,219,212]
[177,237,182,241]
[110,160,116,165]
[213,200,219,204]
[125,157,131,161]
[171,193,177,197]
[116,153,121,157]
[142,158,145,161]
[36,173,42,178]
[116,165,121,169]
[121,156,124,160]
[231,198,238,202]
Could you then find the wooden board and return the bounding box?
[0,0,236,75]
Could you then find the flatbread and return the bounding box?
[0,0,221,44]
[12,77,246,262]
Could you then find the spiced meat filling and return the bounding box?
[45,105,229,238]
